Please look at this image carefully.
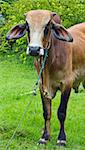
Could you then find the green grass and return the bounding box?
[0,58,85,150]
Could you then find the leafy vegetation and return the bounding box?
[0,58,85,149]
[0,0,85,63]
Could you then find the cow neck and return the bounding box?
[34,48,48,88]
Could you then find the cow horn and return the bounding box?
[51,12,61,24]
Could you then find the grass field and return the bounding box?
[0,57,85,150]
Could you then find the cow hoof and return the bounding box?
[57,140,66,147]
[38,138,47,145]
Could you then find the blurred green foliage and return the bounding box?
[0,0,85,63]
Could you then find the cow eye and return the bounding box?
[44,21,50,37]
[26,21,30,33]
[26,21,30,41]
[44,26,49,37]
[44,24,49,37]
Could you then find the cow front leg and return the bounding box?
[39,92,52,144]
[57,86,71,146]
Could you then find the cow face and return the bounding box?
[26,10,51,56]
[6,10,73,57]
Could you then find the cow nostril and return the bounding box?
[29,46,40,52]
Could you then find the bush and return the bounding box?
[0,0,85,63]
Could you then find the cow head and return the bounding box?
[6,10,73,56]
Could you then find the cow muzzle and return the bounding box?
[26,46,44,56]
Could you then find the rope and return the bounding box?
[33,48,48,95]
[5,48,48,149]
[5,95,33,150]
[20,48,48,97]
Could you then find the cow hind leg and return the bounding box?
[57,86,71,146]
[39,92,51,144]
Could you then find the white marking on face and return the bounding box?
[29,31,43,47]
[26,47,29,55]
[39,48,44,56]
[26,29,44,56]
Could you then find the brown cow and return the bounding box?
[6,10,85,146]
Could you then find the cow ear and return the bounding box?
[52,23,73,42]
[6,23,26,40]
